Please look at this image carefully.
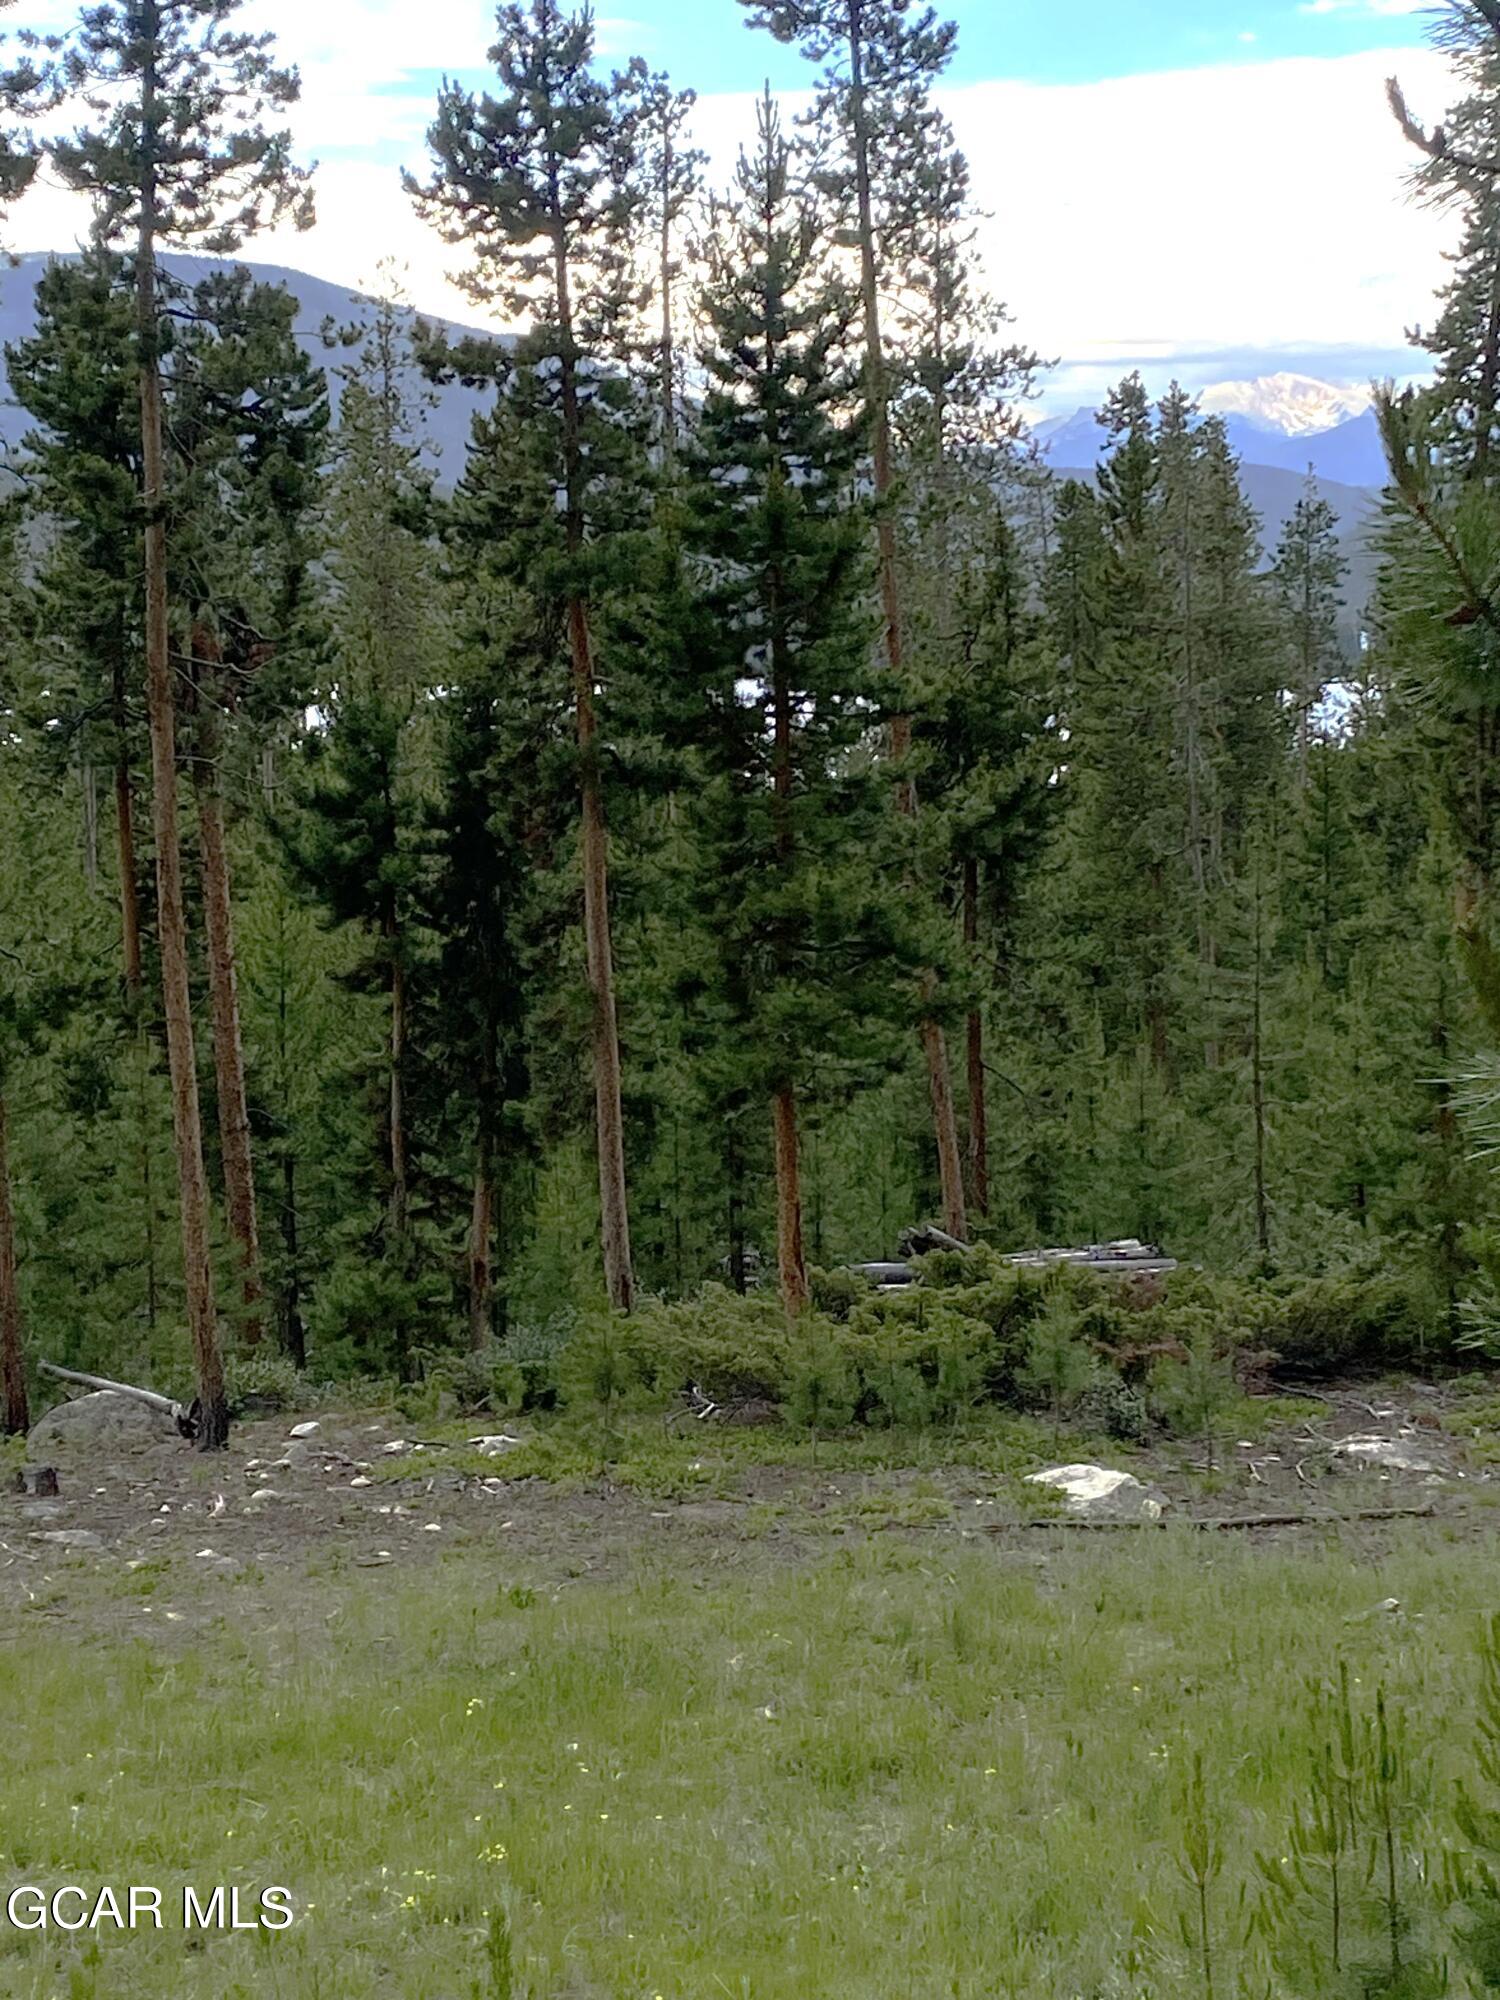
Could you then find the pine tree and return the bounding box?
[638,69,703,463]
[676,89,900,1315]
[888,111,1042,1223]
[409,0,654,1312]
[7,253,146,1008]
[9,0,314,1445]
[1273,477,1347,788]
[422,663,535,1351]
[744,0,971,1240]
[171,270,328,1336]
[911,507,1052,1220]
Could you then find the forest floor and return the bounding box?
[4,1376,1500,1996]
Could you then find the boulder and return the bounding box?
[28,1391,173,1454]
[1026,1463,1168,1522]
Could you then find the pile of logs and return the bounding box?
[847,1226,1178,1292]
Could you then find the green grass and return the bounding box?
[5,1525,1500,1996]
[364,1402,1192,1492]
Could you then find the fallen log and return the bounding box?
[38,1361,201,1442]
[901,1222,971,1257]
[995,1504,1439,1533]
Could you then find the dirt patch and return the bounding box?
[2,1381,1496,1643]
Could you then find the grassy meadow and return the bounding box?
[5,1520,1500,1999]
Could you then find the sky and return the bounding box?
[6,0,1467,415]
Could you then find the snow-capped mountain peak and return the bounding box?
[1197,373,1373,437]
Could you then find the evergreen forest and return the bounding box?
[3,0,1500,1442]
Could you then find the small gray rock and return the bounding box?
[36,1528,104,1549]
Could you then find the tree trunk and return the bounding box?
[113,656,143,1000]
[846,6,967,1244]
[115,653,158,1328]
[726,1120,747,1294]
[772,1084,809,1316]
[279,1147,305,1369]
[570,602,634,1313]
[659,129,676,462]
[771,586,809,1316]
[0,1094,28,1436]
[963,858,990,1219]
[469,1136,494,1352]
[551,171,634,1315]
[190,634,264,1336]
[136,116,228,1449]
[1251,858,1270,1266]
[81,758,99,890]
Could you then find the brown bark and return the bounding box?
[82,759,99,890]
[0,1095,28,1435]
[963,859,989,1219]
[659,125,676,462]
[847,3,967,1244]
[1251,865,1270,1264]
[550,163,634,1314]
[190,631,264,1335]
[469,1140,494,1353]
[725,1122,747,1294]
[772,1085,809,1317]
[570,599,634,1312]
[136,73,228,1448]
[113,657,143,999]
[770,568,808,1317]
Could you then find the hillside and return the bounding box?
[0,251,498,485]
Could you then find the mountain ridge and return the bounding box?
[0,252,1386,641]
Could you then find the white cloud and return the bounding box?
[1299,0,1429,16]
[5,22,1464,395]
[681,49,1455,403]
[948,51,1452,357]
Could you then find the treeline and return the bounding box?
[1,0,1499,1439]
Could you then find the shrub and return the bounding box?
[1259,1274,1444,1378]
[1018,1295,1098,1443]
[225,1346,303,1415]
[307,1252,452,1380]
[412,1343,526,1418]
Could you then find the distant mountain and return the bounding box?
[0,256,1389,650]
[1198,372,1372,437]
[0,250,501,485]
[1034,389,1389,490]
[1034,375,1393,653]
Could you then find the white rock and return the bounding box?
[1025,1463,1168,1522]
[383,1440,410,1455]
[1335,1435,1438,1474]
[468,1434,522,1457]
[249,1488,279,1502]
[289,1421,320,1438]
[349,1475,372,1488]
